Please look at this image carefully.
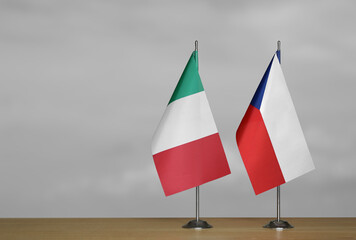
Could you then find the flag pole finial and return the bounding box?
[276,41,281,63]
[195,40,198,51]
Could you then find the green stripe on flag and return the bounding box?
[168,51,204,104]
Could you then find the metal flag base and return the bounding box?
[263,219,293,229]
[182,219,213,229]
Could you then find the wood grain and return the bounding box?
[0,218,355,240]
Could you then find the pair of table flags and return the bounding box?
[151,49,315,197]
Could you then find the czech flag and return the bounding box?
[236,51,315,195]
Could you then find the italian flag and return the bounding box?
[152,51,231,196]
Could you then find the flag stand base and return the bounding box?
[182,219,212,229]
[263,219,293,229]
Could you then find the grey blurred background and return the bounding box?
[0,0,355,218]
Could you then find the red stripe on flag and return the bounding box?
[236,105,285,194]
[153,133,231,196]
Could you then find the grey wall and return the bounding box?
[0,0,355,217]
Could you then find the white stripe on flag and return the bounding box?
[152,91,218,155]
[260,56,315,182]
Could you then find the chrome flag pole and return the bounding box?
[196,186,200,222]
[182,40,212,229]
[277,185,280,222]
[277,41,281,224]
[263,41,293,229]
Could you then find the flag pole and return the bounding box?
[196,186,200,222]
[277,186,280,222]
[194,39,200,224]
[264,40,293,229]
[182,40,212,229]
[277,40,281,224]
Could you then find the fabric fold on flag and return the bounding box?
[236,52,315,195]
[152,51,231,196]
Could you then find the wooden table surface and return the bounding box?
[0,218,355,240]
